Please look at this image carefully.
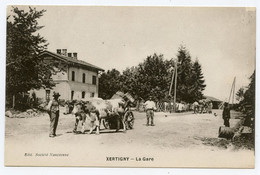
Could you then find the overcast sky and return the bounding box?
[8,6,256,101]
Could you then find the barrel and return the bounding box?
[125,92,135,103]
[218,126,235,139]
[111,91,124,99]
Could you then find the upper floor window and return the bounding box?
[92,75,97,85]
[72,71,75,81]
[82,73,86,83]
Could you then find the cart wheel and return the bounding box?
[102,119,110,129]
[126,112,134,129]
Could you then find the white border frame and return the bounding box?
[0,1,258,175]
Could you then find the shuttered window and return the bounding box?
[72,71,75,81]
[82,73,86,83]
[92,75,96,85]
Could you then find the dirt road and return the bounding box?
[4,109,254,168]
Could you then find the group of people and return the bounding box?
[193,100,213,114]
[45,93,157,137]
[45,92,231,138]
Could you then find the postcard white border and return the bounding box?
[0,0,259,175]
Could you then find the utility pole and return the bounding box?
[232,77,236,105]
[228,77,236,105]
[169,67,175,96]
[173,61,178,112]
[168,67,175,113]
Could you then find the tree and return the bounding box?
[175,45,194,103]
[6,6,61,107]
[120,66,139,97]
[169,45,206,103]
[98,69,122,99]
[135,54,171,101]
[240,71,255,127]
[98,46,206,104]
[236,87,244,102]
[190,59,206,101]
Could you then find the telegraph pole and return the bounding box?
[173,61,178,112]
[169,67,175,96]
[228,77,236,105]
[232,77,236,105]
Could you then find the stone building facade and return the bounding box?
[36,49,104,101]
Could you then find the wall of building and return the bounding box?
[68,66,99,100]
[68,81,98,99]
[68,67,98,84]
[36,54,100,101]
[52,68,68,81]
[53,82,71,100]
[35,82,71,101]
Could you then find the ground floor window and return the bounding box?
[82,91,85,99]
[71,91,74,100]
[91,92,95,97]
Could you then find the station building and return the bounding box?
[35,49,104,101]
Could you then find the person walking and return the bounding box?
[144,96,156,126]
[193,101,199,114]
[47,92,60,137]
[222,102,230,127]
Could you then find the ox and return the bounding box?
[72,98,128,134]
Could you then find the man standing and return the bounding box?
[208,101,213,114]
[47,92,60,137]
[144,96,156,126]
[222,102,230,127]
[193,101,199,114]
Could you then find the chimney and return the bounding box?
[68,53,72,57]
[57,49,61,55]
[62,49,67,56]
[73,52,78,59]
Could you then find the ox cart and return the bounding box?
[100,92,135,130]
[102,103,135,130]
[66,92,135,134]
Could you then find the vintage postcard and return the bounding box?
[5,6,256,168]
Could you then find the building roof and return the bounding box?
[39,50,104,72]
[204,95,222,102]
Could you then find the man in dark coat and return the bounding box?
[222,102,231,127]
[47,92,61,137]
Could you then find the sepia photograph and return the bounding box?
[4,5,256,168]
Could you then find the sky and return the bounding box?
[7,6,256,101]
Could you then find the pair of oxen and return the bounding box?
[69,97,130,134]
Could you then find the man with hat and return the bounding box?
[46,92,61,137]
[222,102,231,127]
[144,96,156,126]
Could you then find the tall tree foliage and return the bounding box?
[175,45,192,102]
[242,71,255,107]
[98,69,122,99]
[120,66,139,98]
[6,7,55,101]
[236,87,244,102]
[99,45,206,103]
[240,71,255,126]
[190,59,206,101]
[135,54,171,101]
